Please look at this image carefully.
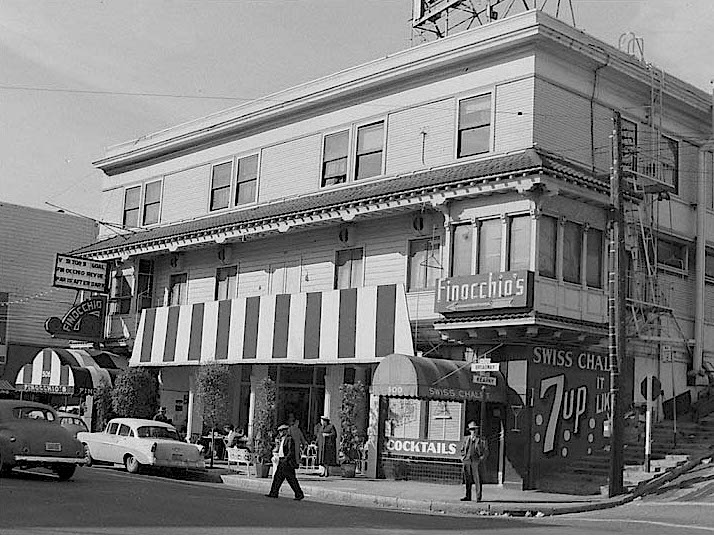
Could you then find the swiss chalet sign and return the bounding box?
[434,270,533,314]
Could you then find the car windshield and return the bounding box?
[12,407,56,421]
[136,426,180,441]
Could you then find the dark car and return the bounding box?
[0,400,86,480]
[57,412,89,438]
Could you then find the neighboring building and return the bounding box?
[75,11,713,490]
[0,202,98,387]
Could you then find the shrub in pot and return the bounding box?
[339,381,367,478]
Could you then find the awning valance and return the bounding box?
[15,348,127,396]
[0,379,16,393]
[131,284,414,366]
[371,353,507,403]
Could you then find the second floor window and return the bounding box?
[586,228,604,289]
[478,218,502,274]
[562,221,582,284]
[123,186,141,228]
[657,238,687,272]
[322,131,349,186]
[355,122,384,180]
[236,154,258,205]
[458,94,491,158]
[168,273,188,306]
[136,259,155,311]
[508,215,531,271]
[210,162,232,211]
[142,181,162,225]
[408,237,441,291]
[215,265,237,300]
[335,248,364,289]
[111,273,132,315]
[538,215,558,279]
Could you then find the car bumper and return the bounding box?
[152,459,205,470]
[15,455,87,465]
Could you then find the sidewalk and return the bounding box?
[215,465,625,517]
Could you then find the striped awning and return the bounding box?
[15,348,127,396]
[0,379,15,393]
[371,353,507,403]
[131,283,414,366]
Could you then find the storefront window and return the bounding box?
[386,398,421,438]
[427,401,463,441]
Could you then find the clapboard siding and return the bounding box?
[98,187,125,239]
[259,135,322,202]
[386,98,455,175]
[494,77,534,153]
[162,164,211,223]
[533,78,592,170]
[0,204,97,346]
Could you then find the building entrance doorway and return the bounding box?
[271,365,325,442]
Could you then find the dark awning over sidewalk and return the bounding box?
[371,353,507,403]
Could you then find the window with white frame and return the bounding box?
[215,265,237,300]
[235,154,258,206]
[407,237,441,291]
[322,130,349,186]
[355,122,384,180]
[508,215,531,271]
[111,273,132,315]
[210,161,232,211]
[478,218,502,274]
[457,94,491,158]
[538,215,558,279]
[451,223,473,277]
[142,181,162,225]
[657,238,687,272]
[562,221,582,284]
[123,186,141,228]
[136,259,155,311]
[586,228,604,289]
[168,273,188,306]
[334,248,364,289]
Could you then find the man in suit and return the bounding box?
[459,421,488,502]
[265,424,305,501]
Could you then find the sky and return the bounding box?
[0,0,712,221]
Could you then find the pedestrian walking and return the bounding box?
[459,421,488,502]
[314,415,337,477]
[265,424,305,501]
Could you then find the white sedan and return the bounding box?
[78,418,204,474]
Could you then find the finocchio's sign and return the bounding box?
[434,270,533,313]
[385,437,461,459]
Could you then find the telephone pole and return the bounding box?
[608,111,626,497]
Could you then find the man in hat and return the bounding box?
[314,415,337,477]
[265,424,305,500]
[459,421,488,502]
[153,407,169,423]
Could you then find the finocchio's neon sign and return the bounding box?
[434,270,532,313]
[385,437,460,459]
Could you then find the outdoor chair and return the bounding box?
[300,442,318,469]
[226,446,253,475]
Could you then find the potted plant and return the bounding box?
[339,381,367,478]
[252,376,276,478]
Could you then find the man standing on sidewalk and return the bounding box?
[459,421,488,502]
[266,424,305,501]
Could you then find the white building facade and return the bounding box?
[76,11,714,490]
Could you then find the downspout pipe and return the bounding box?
[694,83,714,378]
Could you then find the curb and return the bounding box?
[219,474,631,517]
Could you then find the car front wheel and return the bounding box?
[54,465,76,481]
[124,455,141,474]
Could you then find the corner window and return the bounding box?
[478,219,502,274]
[562,221,582,284]
[110,273,132,315]
[236,154,258,205]
[136,259,155,311]
[210,162,232,211]
[355,122,384,180]
[142,181,162,225]
[215,265,237,300]
[408,237,441,291]
[123,186,141,228]
[450,224,473,277]
[168,273,188,306]
[322,131,349,186]
[508,215,531,271]
[335,248,364,289]
[538,216,558,279]
[457,94,491,158]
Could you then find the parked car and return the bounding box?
[78,418,204,474]
[0,400,86,480]
[57,412,89,437]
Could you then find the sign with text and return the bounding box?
[470,359,499,372]
[45,295,106,342]
[385,436,461,459]
[53,254,110,294]
[434,271,533,314]
[473,374,497,386]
